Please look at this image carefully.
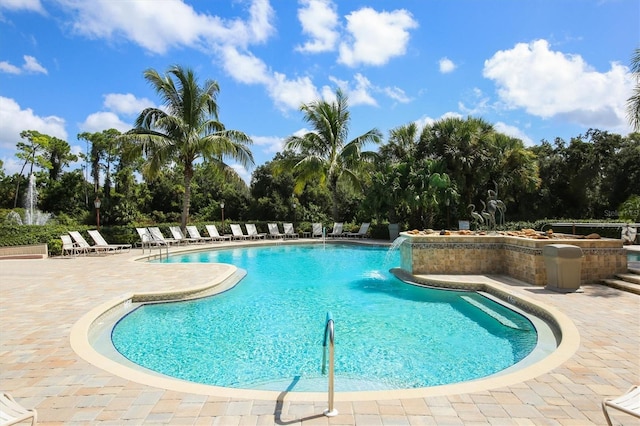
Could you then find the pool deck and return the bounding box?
[1,240,639,425]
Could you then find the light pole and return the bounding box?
[94,197,101,231]
[220,202,225,234]
[292,202,297,224]
[445,196,450,230]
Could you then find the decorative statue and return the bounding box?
[470,182,506,231]
[467,204,484,229]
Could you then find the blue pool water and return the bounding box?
[112,244,537,391]
[629,252,640,262]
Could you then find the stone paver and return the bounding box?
[1,241,639,425]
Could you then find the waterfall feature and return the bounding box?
[385,235,407,264]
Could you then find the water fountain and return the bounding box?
[5,174,51,226]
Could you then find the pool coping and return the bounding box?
[69,241,581,403]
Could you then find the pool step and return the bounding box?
[459,295,522,330]
[600,266,640,294]
[616,273,640,284]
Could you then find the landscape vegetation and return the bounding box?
[1,53,639,255]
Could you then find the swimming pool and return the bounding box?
[629,252,640,263]
[111,244,539,392]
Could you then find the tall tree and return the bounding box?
[627,48,640,131]
[13,130,51,208]
[282,89,382,220]
[46,137,77,181]
[125,65,254,230]
[78,129,121,198]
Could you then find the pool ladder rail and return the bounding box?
[322,312,338,417]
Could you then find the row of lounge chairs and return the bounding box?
[136,223,302,248]
[323,222,370,238]
[59,222,372,257]
[61,230,132,256]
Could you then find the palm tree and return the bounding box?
[380,121,419,162]
[125,65,254,230]
[283,89,382,220]
[627,47,640,131]
[421,116,495,215]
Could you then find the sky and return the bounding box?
[0,0,638,183]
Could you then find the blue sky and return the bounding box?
[0,0,637,183]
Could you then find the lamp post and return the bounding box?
[292,202,297,224]
[445,196,450,230]
[220,202,225,234]
[94,197,101,231]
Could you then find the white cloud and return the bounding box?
[458,87,492,115]
[268,72,319,111]
[296,0,339,53]
[245,0,276,44]
[338,7,417,67]
[0,97,67,151]
[0,55,47,75]
[62,0,275,54]
[384,86,411,103]
[79,111,131,133]
[414,111,462,129]
[219,46,319,112]
[22,55,47,74]
[251,135,285,154]
[439,57,456,74]
[483,39,633,132]
[327,74,376,106]
[0,0,44,13]
[103,93,155,116]
[328,74,411,106]
[494,122,534,146]
[0,61,21,74]
[219,46,271,85]
[350,73,377,106]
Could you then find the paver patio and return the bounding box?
[1,241,638,425]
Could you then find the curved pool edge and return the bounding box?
[70,252,581,402]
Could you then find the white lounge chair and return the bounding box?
[169,226,198,244]
[602,385,640,426]
[61,234,83,257]
[148,227,178,245]
[87,229,132,252]
[283,223,299,239]
[345,222,370,238]
[312,223,324,238]
[0,392,37,426]
[68,231,108,255]
[246,224,267,239]
[268,223,285,239]
[230,224,250,240]
[136,227,158,249]
[186,225,212,243]
[327,222,344,238]
[205,224,231,242]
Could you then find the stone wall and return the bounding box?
[0,243,48,259]
[400,234,626,285]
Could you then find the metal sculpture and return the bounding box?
[467,204,484,229]
[470,183,506,231]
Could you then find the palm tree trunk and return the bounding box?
[329,175,339,221]
[181,164,193,231]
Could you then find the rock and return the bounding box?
[585,233,601,239]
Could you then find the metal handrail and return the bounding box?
[322,312,338,417]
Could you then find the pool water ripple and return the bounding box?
[111,244,537,391]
